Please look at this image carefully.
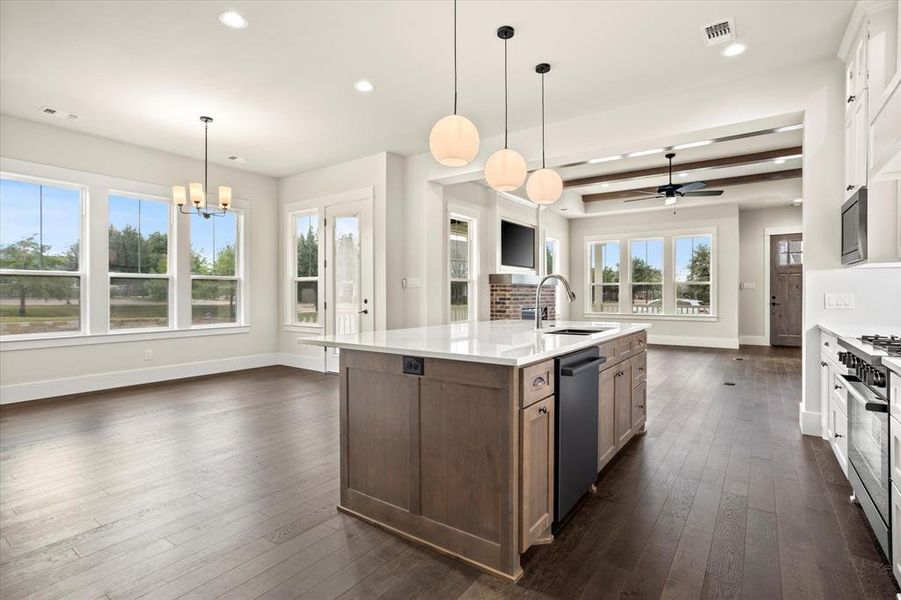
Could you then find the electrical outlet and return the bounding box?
[144,349,153,361]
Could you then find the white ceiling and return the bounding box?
[0,1,854,177]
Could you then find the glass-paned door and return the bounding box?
[325,198,372,372]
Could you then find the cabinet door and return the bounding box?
[830,398,848,476]
[614,363,633,449]
[520,396,554,553]
[893,482,901,585]
[631,380,647,433]
[820,355,833,440]
[853,93,868,188]
[598,367,616,471]
[844,116,857,200]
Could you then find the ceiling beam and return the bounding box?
[563,146,802,189]
[582,169,802,203]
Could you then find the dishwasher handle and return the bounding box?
[560,357,606,376]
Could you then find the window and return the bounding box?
[108,194,170,330]
[588,241,620,313]
[191,212,240,326]
[449,216,475,322]
[293,211,320,325]
[674,234,712,315]
[545,237,559,275]
[776,238,803,266]
[0,177,83,337]
[630,239,663,314]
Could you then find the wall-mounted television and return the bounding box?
[500,220,535,269]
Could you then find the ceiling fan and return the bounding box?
[624,152,724,205]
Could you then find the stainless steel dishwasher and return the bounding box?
[554,346,605,525]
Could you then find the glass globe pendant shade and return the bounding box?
[485,148,527,192]
[526,168,563,204]
[429,114,480,167]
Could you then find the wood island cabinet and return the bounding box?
[597,367,617,469]
[520,394,554,552]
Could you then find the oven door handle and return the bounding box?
[840,373,889,414]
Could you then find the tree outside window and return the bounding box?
[589,241,620,313]
[294,212,319,324]
[675,235,712,315]
[0,178,82,336]
[630,239,663,314]
[191,212,240,325]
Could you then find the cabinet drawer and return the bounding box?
[522,359,554,407]
[598,342,616,364]
[891,415,901,487]
[614,337,633,360]
[891,373,901,421]
[631,352,647,385]
[831,371,848,415]
[821,331,838,363]
[632,332,647,352]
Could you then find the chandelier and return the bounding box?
[172,116,231,219]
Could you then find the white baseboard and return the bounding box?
[738,335,769,346]
[278,352,326,373]
[648,334,740,350]
[799,407,822,437]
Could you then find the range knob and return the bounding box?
[838,351,848,363]
[873,370,887,387]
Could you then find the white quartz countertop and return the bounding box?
[817,323,901,338]
[884,357,901,376]
[304,320,651,367]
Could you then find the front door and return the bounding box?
[325,198,373,372]
[769,233,802,346]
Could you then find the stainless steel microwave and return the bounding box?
[841,187,867,266]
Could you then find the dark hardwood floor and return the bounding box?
[0,346,896,599]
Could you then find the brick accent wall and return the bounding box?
[489,283,556,320]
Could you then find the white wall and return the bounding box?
[0,114,279,399]
[568,204,740,348]
[737,205,803,344]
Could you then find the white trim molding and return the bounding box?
[648,334,739,350]
[739,335,769,346]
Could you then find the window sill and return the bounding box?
[0,325,251,352]
[583,312,718,322]
[283,323,324,334]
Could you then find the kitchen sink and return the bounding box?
[542,328,611,336]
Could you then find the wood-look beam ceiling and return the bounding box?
[563,146,802,189]
[582,169,802,203]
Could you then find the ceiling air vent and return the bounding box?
[701,18,735,47]
[39,106,80,120]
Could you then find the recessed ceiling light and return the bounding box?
[354,80,374,93]
[673,140,712,150]
[218,11,248,29]
[774,159,785,165]
[679,172,690,178]
[601,182,611,188]
[627,148,663,157]
[792,198,803,204]
[776,124,804,133]
[588,155,622,164]
[780,154,803,160]
[722,42,747,57]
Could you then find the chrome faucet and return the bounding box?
[535,274,576,329]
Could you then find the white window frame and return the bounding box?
[673,233,716,317]
[107,190,174,332]
[628,238,664,315]
[584,227,717,320]
[189,207,246,329]
[286,207,324,328]
[586,239,622,315]
[0,172,88,341]
[448,212,478,323]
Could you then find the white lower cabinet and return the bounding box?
[893,482,901,585]
[829,396,849,475]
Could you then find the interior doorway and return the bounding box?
[768,232,803,346]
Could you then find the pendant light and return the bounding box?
[526,63,563,205]
[429,0,480,167]
[172,116,231,219]
[485,25,527,192]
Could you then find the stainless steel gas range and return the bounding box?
[838,334,900,558]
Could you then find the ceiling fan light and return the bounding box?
[664,195,677,206]
[527,168,563,205]
[429,114,480,167]
[485,148,527,192]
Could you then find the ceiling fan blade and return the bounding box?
[623,195,663,203]
[682,190,724,196]
[676,181,707,193]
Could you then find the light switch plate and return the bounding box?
[825,293,855,309]
[740,282,756,290]
[404,277,421,288]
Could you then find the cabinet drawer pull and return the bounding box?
[538,406,548,415]
[847,94,856,104]
[824,341,830,347]
[636,404,644,409]
[846,184,855,191]
[834,432,843,439]
[532,375,547,388]
[820,361,827,367]
[834,384,843,390]
[639,367,645,372]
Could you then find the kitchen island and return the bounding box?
[306,320,650,581]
